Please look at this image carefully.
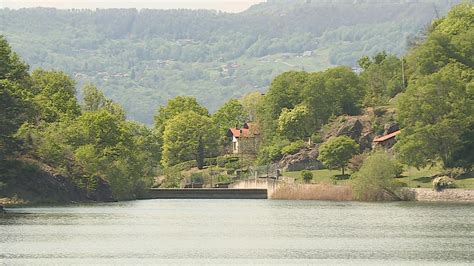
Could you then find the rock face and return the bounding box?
[278,107,399,172]
[279,147,323,172]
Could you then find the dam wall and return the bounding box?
[141,188,268,199]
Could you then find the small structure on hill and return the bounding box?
[373,130,401,149]
[227,123,261,155]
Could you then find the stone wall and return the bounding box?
[398,188,474,202]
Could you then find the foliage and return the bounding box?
[212,98,248,138]
[277,104,312,140]
[352,151,403,201]
[260,66,364,147]
[301,170,313,183]
[396,3,474,170]
[257,136,291,164]
[359,52,405,106]
[432,176,456,191]
[318,136,359,175]
[281,140,306,155]
[31,69,81,122]
[154,96,208,136]
[161,111,218,169]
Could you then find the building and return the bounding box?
[373,130,401,149]
[227,123,261,154]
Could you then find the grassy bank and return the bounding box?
[283,167,474,189]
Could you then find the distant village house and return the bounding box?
[227,123,261,155]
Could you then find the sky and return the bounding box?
[0,0,266,13]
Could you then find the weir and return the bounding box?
[140,188,268,199]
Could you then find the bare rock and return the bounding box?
[279,147,323,172]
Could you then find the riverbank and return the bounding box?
[270,183,474,202]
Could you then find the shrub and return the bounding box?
[225,161,240,171]
[216,156,240,167]
[432,176,456,191]
[352,151,403,201]
[301,170,313,183]
[189,173,205,184]
[216,174,231,184]
[281,140,306,155]
[310,133,323,144]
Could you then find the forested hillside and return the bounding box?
[0,0,461,123]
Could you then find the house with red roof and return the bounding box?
[372,130,401,149]
[227,122,261,154]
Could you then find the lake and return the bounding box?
[1,200,473,265]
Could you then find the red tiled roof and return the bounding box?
[228,127,258,138]
[373,130,401,142]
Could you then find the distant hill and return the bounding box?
[0,0,460,123]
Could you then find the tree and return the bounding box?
[82,84,126,119]
[303,67,364,129]
[0,36,29,83]
[318,136,359,175]
[352,151,403,201]
[396,66,473,169]
[162,111,218,169]
[154,96,208,136]
[212,98,248,136]
[359,53,405,106]
[277,104,312,141]
[82,84,107,112]
[239,92,263,122]
[397,3,474,170]
[31,69,81,122]
[260,71,308,138]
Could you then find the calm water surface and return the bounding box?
[1,200,473,265]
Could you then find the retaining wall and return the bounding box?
[399,188,474,202]
[141,188,268,199]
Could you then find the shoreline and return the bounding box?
[2,188,474,208]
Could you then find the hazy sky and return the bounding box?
[0,0,266,12]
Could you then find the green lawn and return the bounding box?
[283,169,349,185]
[284,167,474,189]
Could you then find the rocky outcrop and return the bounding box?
[0,158,113,205]
[278,107,399,171]
[321,107,398,151]
[279,147,323,172]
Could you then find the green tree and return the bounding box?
[260,71,308,138]
[212,98,248,136]
[31,69,81,122]
[0,36,29,83]
[318,136,359,175]
[277,104,312,141]
[396,65,473,169]
[352,151,403,201]
[82,83,107,112]
[162,111,218,169]
[239,92,264,122]
[359,53,405,106]
[154,96,209,136]
[82,84,126,119]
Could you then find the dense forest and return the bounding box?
[1,2,472,203]
[0,0,461,123]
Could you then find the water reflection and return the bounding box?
[1,200,473,264]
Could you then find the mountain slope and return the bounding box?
[0,0,460,123]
